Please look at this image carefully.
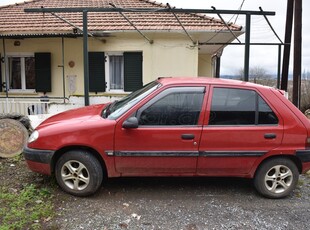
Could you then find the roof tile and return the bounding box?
[0,0,242,36]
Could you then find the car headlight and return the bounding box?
[28,130,39,143]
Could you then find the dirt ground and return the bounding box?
[1,156,310,230]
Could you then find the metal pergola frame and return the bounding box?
[24,7,276,106]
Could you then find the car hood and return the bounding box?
[38,104,106,128]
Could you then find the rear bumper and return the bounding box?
[296,149,310,173]
[23,147,55,175]
[296,149,310,162]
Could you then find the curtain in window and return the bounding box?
[9,57,21,89]
[109,56,124,90]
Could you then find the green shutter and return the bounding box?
[35,53,51,92]
[0,54,2,92]
[124,52,143,92]
[89,52,105,92]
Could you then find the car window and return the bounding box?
[209,88,278,126]
[137,87,205,126]
[103,81,160,120]
[258,96,278,124]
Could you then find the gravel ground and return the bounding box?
[51,174,310,230]
[1,157,310,230]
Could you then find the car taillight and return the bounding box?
[307,137,310,148]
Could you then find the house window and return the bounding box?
[89,51,143,93]
[7,55,35,91]
[108,55,124,91]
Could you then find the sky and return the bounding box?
[1,0,309,75]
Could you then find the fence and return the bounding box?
[0,97,70,115]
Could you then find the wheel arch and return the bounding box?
[254,154,302,177]
[51,146,107,178]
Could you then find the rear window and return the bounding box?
[209,88,278,126]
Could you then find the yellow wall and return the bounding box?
[198,54,213,77]
[0,34,211,98]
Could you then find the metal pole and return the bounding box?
[2,39,9,113]
[277,44,282,89]
[292,0,302,108]
[281,0,294,91]
[215,56,221,78]
[244,14,251,82]
[62,37,66,103]
[83,10,89,106]
[2,39,8,98]
[24,7,276,16]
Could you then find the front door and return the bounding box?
[114,86,206,175]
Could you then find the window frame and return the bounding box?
[5,52,35,93]
[105,52,124,93]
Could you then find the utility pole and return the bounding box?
[281,0,294,91]
[292,0,302,107]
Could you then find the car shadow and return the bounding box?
[97,176,257,199]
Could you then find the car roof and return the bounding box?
[157,77,272,90]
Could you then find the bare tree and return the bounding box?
[236,66,276,87]
[300,70,310,112]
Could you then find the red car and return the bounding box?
[24,77,310,198]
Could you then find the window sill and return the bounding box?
[0,91,38,96]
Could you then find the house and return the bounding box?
[0,0,243,113]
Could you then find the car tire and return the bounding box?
[254,158,299,199]
[55,150,103,196]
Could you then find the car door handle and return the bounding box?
[264,133,276,139]
[181,134,195,140]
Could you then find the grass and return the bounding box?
[0,183,54,230]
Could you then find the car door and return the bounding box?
[114,86,207,175]
[197,86,283,176]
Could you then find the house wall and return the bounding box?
[198,54,213,77]
[0,34,208,98]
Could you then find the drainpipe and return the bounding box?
[83,10,90,106]
[62,37,66,103]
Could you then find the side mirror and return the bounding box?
[122,117,139,129]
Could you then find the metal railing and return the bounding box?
[0,97,69,115]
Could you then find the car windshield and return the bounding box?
[102,81,160,120]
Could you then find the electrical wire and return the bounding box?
[204,0,246,44]
[233,0,246,24]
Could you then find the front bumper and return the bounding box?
[23,146,55,175]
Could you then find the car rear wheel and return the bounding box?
[254,158,299,199]
[55,150,103,196]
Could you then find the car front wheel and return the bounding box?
[254,158,299,199]
[55,150,103,196]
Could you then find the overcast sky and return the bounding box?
[1,0,309,75]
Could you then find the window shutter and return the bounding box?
[89,52,105,92]
[35,53,51,92]
[0,54,2,92]
[124,52,143,92]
